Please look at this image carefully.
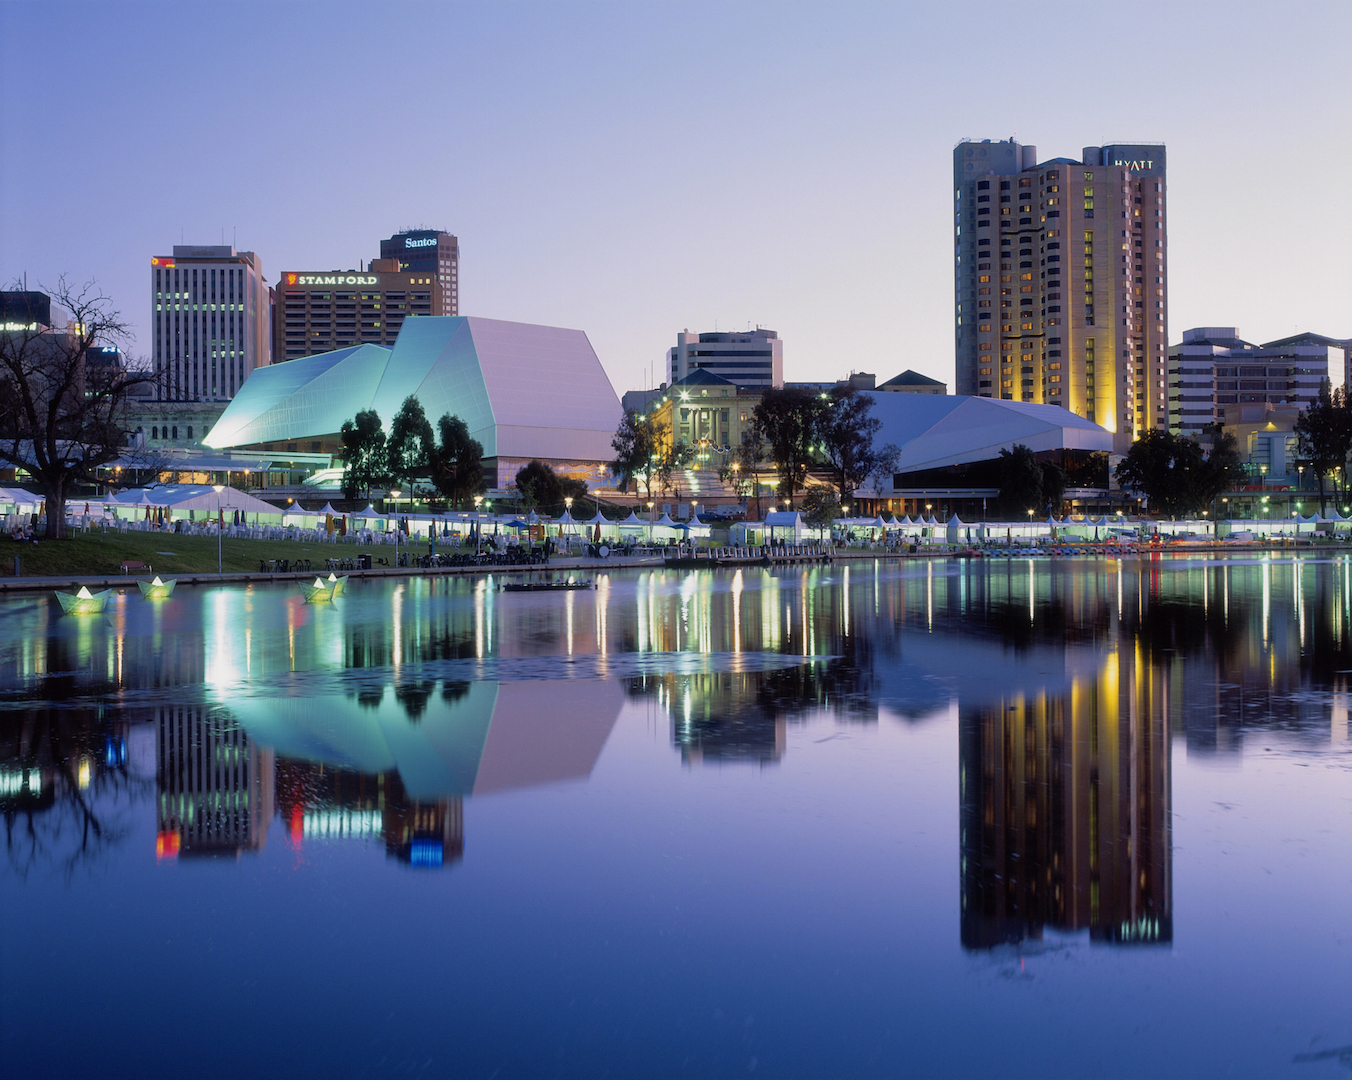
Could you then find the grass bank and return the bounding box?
[0,529,417,578]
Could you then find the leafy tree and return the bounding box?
[429,413,486,508]
[386,395,435,494]
[800,487,843,526]
[339,409,387,500]
[0,279,157,538]
[1113,429,1239,518]
[818,386,886,502]
[514,459,587,514]
[610,410,661,500]
[997,445,1047,517]
[1294,380,1352,514]
[753,385,828,507]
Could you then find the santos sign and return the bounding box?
[404,237,437,249]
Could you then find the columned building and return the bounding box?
[379,230,459,317]
[150,245,270,402]
[954,139,1168,453]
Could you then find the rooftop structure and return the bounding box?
[273,263,442,362]
[877,369,947,395]
[379,229,459,317]
[667,328,782,389]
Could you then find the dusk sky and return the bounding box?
[2,1,1348,396]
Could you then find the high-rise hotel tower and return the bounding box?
[954,139,1167,453]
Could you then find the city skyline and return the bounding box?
[1,2,1348,399]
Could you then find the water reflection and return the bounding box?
[959,649,1172,950]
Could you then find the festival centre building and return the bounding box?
[861,393,1119,519]
[204,316,624,490]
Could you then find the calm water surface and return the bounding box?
[2,556,1351,1078]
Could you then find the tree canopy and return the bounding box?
[0,278,157,538]
[339,409,388,500]
[610,410,661,500]
[514,459,588,513]
[752,386,828,507]
[1293,380,1352,514]
[818,386,898,503]
[1113,429,1240,518]
[429,413,486,509]
[386,395,435,493]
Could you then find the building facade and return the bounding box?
[667,328,783,389]
[273,263,440,362]
[877,370,947,395]
[1170,327,1348,438]
[379,230,459,317]
[954,139,1168,453]
[150,245,270,402]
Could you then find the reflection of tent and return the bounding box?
[229,680,625,800]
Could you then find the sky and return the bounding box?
[1,0,1349,397]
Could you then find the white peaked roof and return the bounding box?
[656,512,677,526]
[947,514,964,526]
[110,485,279,514]
[622,510,644,524]
[867,393,1112,473]
[205,317,623,462]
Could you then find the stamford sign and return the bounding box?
[286,274,378,286]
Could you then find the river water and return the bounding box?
[2,556,1350,1078]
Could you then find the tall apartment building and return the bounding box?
[1171,328,1348,437]
[273,261,440,361]
[379,229,459,316]
[150,245,270,402]
[666,328,783,388]
[954,139,1168,453]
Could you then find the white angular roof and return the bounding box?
[206,317,624,462]
[868,393,1111,471]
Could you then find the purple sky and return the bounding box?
[2,1,1348,397]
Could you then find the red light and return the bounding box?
[286,273,297,286]
[289,806,304,846]
[155,831,181,859]
[151,257,176,268]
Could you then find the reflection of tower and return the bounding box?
[273,760,464,871]
[156,707,273,858]
[960,647,1171,949]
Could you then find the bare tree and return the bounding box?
[0,278,157,538]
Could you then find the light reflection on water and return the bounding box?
[2,554,1352,1078]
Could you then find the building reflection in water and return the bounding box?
[210,677,624,869]
[156,706,273,860]
[960,646,1171,950]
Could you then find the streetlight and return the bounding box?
[647,499,655,544]
[390,489,401,567]
[473,494,483,556]
[212,484,224,574]
[564,495,573,553]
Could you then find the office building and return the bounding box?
[273,261,441,362]
[1,291,68,331]
[667,328,783,389]
[150,245,270,402]
[954,139,1168,453]
[1171,327,1350,438]
[379,229,459,316]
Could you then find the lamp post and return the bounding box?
[473,494,483,556]
[390,489,401,567]
[647,499,655,544]
[564,495,573,553]
[212,484,224,574]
